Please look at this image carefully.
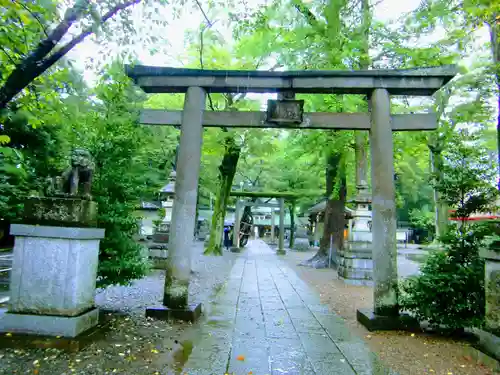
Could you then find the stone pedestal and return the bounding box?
[150,223,169,269]
[0,198,104,338]
[338,242,373,286]
[480,249,500,334]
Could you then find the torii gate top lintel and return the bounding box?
[125,65,457,96]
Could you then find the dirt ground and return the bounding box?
[284,249,498,375]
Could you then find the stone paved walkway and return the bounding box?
[183,240,396,375]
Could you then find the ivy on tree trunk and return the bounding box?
[205,136,240,255]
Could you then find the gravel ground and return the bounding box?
[0,241,238,375]
[94,242,236,315]
[284,249,497,375]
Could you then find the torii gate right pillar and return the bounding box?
[357,89,419,331]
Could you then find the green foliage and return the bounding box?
[0,146,27,221]
[73,65,159,287]
[431,132,498,223]
[400,235,485,330]
[409,208,435,239]
[400,132,497,330]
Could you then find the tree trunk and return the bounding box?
[300,151,346,268]
[429,144,448,241]
[489,17,500,189]
[205,137,240,255]
[288,201,296,248]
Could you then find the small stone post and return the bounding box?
[277,198,286,255]
[480,248,500,333]
[147,86,205,322]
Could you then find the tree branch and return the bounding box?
[292,0,324,33]
[41,0,142,70]
[195,0,213,27]
[0,46,17,66]
[195,1,217,112]
[0,0,141,109]
[13,0,49,37]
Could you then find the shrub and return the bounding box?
[400,131,497,330]
[400,229,485,330]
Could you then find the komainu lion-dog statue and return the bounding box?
[45,149,94,199]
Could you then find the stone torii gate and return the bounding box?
[126,65,456,328]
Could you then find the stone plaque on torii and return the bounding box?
[126,65,457,330]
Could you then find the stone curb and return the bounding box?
[10,224,105,239]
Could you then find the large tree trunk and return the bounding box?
[288,201,296,249]
[204,137,240,255]
[300,152,346,268]
[489,17,500,189]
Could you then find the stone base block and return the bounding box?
[357,309,420,332]
[151,257,169,269]
[338,274,373,286]
[0,308,99,338]
[480,249,500,333]
[9,224,103,316]
[152,232,169,243]
[230,247,242,253]
[149,249,168,258]
[470,327,500,363]
[352,231,372,242]
[0,310,111,352]
[23,197,98,228]
[276,249,286,255]
[338,243,373,285]
[146,303,202,322]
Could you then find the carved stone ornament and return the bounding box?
[45,148,94,199]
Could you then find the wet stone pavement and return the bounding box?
[183,240,396,375]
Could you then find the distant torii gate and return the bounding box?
[126,65,457,329]
[229,191,299,254]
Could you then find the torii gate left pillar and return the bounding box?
[146,86,205,322]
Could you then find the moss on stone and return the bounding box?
[21,197,98,228]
